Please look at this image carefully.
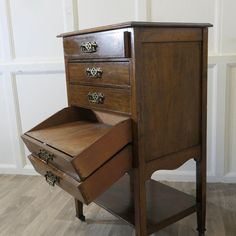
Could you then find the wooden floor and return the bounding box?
[0,175,235,236]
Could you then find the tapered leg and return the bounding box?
[75,198,85,221]
[196,27,208,236]
[196,157,206,235]
[133,168,148,236]
[128,170,134,195]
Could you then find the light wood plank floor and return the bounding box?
[0,175,235,236]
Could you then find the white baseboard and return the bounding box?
[1,164,236,183]
[152,170,196,182]
[222,172,236,183]
[0,164,38,175]
[0,164,17,173]
[151,170,230,183]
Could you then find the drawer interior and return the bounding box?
[27,120,111,157]
[22,106,132,180]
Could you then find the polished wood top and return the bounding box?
[57,21,213,37]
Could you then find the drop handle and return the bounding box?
[38,149,54,164]
[80,41,98,53]
[44,171,59,187]
[88,92,105,104]
[86,67,103,78]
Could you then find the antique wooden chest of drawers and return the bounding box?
[22,21,212,235]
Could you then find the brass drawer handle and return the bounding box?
[86,67,103,78]
[80,41,98,53]
[88,92,105,104]
[38,149,54,164]
[45,171,58,187]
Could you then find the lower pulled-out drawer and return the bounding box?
[29,145,132,205]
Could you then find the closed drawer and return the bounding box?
[28,145,132,205]
[63,29,130,59]
[68,62,130,87]
[68,85,131,114]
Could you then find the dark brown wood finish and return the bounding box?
[138,27,202,42]
[146,146,201,179]
[95,175,197,234]
[196,27,208,236]
[63,29,130,59]
[22,21,212,236]
[22,134,79,181]
[68,61,130,87]
[23,106,132,181]
[58,21,212,37]
[29,145,132,205]
[137,39,201,161]
[74,198,85,221]
[68,84,131,114]
[132,27,147,236]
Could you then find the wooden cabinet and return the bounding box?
[22,21,212,235]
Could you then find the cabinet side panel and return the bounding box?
[139,41,201,162]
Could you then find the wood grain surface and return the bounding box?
[68,61,130,88]
[137,41,201,162]
[63,29,130,59]
[23,106,132,181]
[58,21,212,37]
[28,145,131,205]
[68,85,131,114]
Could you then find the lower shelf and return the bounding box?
[94,174,196,234]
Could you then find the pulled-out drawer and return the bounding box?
[22,106,132,181]
[68,62,130,87]
[68,85,131,114]
[29,145,132,204]
[63,29,130,59]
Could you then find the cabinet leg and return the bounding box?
[75,198,85,222]
[134,168,148,236]
[128,170,134,195]
[196,158,206,235]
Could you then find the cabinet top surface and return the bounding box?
[58,21,213,38]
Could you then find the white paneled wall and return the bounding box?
[221,1,236,53]
[9,0,64,59]
[16,74,66,132]
[150,0,216,53]
[0,74,15,167]
[225,66,236,174]
[0,0,235,182]
[78,0,136,29]
[0,0,69,174]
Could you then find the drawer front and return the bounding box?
[68,85,131,114]
[28,145,131,204]
[68,62,130,87]
[22,134,80,181]
[63,29,130,59]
